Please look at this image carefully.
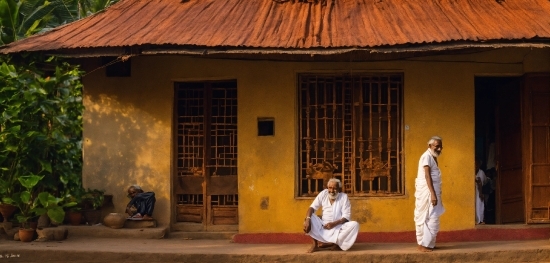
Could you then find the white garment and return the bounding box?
[475,169,486,224]
[307,189,359,250]
[414,149,445,248]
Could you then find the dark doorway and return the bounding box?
[475,76,524,225]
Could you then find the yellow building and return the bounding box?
[2,0,549,242]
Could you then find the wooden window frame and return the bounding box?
[298,73,404,198]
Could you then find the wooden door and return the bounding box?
[174,81,238,230]
[522,74,550,223]
[495,80,524,224]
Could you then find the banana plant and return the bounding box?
[0,0,119,45]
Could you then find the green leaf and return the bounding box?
[39,159,52,173]
[62,201,77,208]
[32,207,47,216]
[2,197,14,204]
[18,175,44,189]
[20,190,31,203]
[47,206,65,223]
[37,191,51,206]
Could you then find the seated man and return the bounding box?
[126,185,156,220]
[302,178,359,253]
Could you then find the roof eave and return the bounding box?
[4,41,550,60]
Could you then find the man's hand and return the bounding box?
[431,196,438,206]
[303,218,311,233]
[125,207,133,216]
[323,222,335,230]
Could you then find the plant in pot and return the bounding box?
[34,191,74,227]
[81,188,104,225]
[11,175,71,241]
[0,179,18,224]
[63,190,83,226]
[10,175,43,242]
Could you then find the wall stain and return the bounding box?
[260,197,269,210]
[354,203,375,224]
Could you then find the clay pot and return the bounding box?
[82,209,102,225]
[19,228,35,242]
[103,213,126,229]
[0,204,17,223]
[67,211,83,226]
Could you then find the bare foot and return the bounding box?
[417,245,433,252]
[318,242,333,248]
[307,239,319,253]
[331,244,342,251]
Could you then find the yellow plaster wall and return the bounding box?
[81,48,550,231]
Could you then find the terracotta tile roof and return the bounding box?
[2,0,550,54]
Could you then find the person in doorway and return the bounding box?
[414,136,445,252]
[475,159,487,225]
[126,185,156,220]
[302,178,359,253]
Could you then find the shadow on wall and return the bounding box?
[82,92,170,223]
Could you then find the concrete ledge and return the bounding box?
[0,238,549,263]
[64,225,168,239]
[167,231,236,240]
[124,219,157,228]
[233,226,550,243]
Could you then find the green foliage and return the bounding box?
[77,0,118,18]
[0,56,84,226]
[34,191,74,223]
[82,188,104,210]
[0,0,120,45]
[12,174,43,227]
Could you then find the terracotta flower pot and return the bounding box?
[82,209,102,225]
[103,213,126,229]
[0,204,17,223]
[19,228,35,242]
[68,211,83,226]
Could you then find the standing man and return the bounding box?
[414,136,445,252]
[475,159,486,225]
[303,178,359,253]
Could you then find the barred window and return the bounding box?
[298,73,403,197]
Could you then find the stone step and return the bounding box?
[63,225,168,239]
[167,231,237,240]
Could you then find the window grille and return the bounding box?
[298,73,403,197]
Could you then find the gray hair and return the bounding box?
[428,136,442,145]
[328,178,341,188]
[128,185,142,191]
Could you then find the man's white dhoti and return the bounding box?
[307,189,359,251]
[475,169,486,224]
[414,150,445,249]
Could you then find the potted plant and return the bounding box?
[81,188,104,225]
[63,190,83,225]
[0,170,20,224]
[34,192,74,227]
[10,175,43,242]
[10,175,73,241]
